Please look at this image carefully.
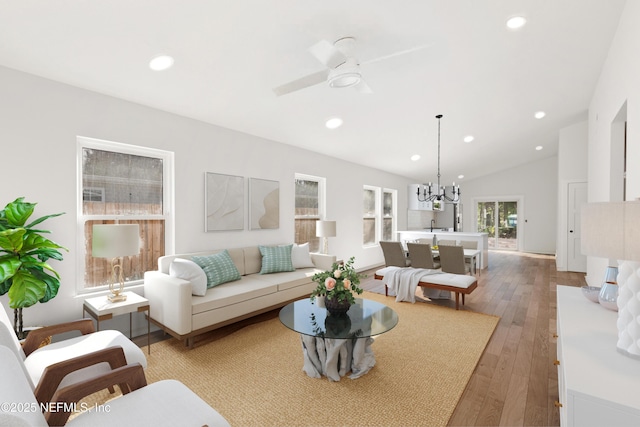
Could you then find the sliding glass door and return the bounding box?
[477,200,518,250]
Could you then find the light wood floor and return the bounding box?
[137,250,586,426]
[360,250,586,427]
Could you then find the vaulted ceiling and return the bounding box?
[0,1,626,183]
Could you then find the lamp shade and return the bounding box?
[92,224,140,258]
[316,220,336,238]
[581,201,640,261]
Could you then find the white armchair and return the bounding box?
[0,306,146,405]
[0,345,230,426]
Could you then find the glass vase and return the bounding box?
[598,265,619,311]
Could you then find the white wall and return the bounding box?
[459,156,558,255]
[585,1,640,286]
[0,65,413,329]
[556,121,588,271]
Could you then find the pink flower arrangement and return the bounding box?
[310,257,364,305]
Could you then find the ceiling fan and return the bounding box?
[273,36,431,97]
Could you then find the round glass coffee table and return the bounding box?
[279,298,398,381]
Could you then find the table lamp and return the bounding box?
[92,224,140,302]
[316,220,336,255]
[581,201,640,359]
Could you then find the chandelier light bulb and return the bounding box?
[416,115,461,204]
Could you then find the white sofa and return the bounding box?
[144,245,335,348]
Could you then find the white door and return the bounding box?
[567,182,587,272]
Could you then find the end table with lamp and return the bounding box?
[83,292,151,354]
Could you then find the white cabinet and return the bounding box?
[408,184,432,210]
[408,184,445,211]
[556,286,640,427]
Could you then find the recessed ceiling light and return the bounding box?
[534,111,546,119]
[149,55,174,71]
[506,16,527,30]
[463,135,474,143]
[411,154,421,161]
[325,117,343,129]
[458,175,465,179]
[535,146,543,151]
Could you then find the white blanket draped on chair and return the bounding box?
[383,267,451,302]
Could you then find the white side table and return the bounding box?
[83,291,150,354]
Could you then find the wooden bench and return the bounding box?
[374,267,478,310]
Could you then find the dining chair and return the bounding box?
[460,240,478,272]
[380,241,411,267]
[438,245,471,275]
[437,239,457,246]
[407,243,441,269]
[460,240,478,249]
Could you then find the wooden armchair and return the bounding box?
[0,345,231,426]
[0,307,146,406]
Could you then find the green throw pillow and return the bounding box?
[192,250,241,288]
[259,245,294,274]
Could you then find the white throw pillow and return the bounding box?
[169,258,208,296]
[291,243,315,269]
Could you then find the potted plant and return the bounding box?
[0,197,67,339]
[310,257,364,315]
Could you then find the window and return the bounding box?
[363,186,380,246]
[294,174,326,253]
[476,199,518,250]
[382,189,396,241]
[78,136,174,292]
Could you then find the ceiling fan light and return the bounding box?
[328,71,361,88]
[149,55,174,71]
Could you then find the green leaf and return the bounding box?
[0,277,12,295]
[31,248,65,262]
[7,270,46,308]
[32,270,60,303]
[22,232,67,253]
[20,257,60,279]
[0,257,21,284]
[25,212,65,229]
[0,228,26,253]
[4,198,35,227]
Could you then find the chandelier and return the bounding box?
[416,114,461,203]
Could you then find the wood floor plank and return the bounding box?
[360,250,585,427]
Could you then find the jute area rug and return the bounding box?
[139,291,498,427]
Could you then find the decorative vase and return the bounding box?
[598,266,619,311]
[324,313,352,337]
[324,296,352,316]
[314,296,325,308]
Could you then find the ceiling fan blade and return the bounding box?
[362,43,435,66]
[273,69,329,96]
[308,39,346,68]
[353,79,373,94]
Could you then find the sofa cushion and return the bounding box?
[169,258,207,296]
[243,246,262,275]
[192,250,241,288]
[191,276,278,314]
[254,267,318,291]
[291,243,315,269]
[259,245,294,274]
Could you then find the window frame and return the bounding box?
[294,173,326,253]
[382,188,397,242]
[76,136,175,295]
[363,185,380,247]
